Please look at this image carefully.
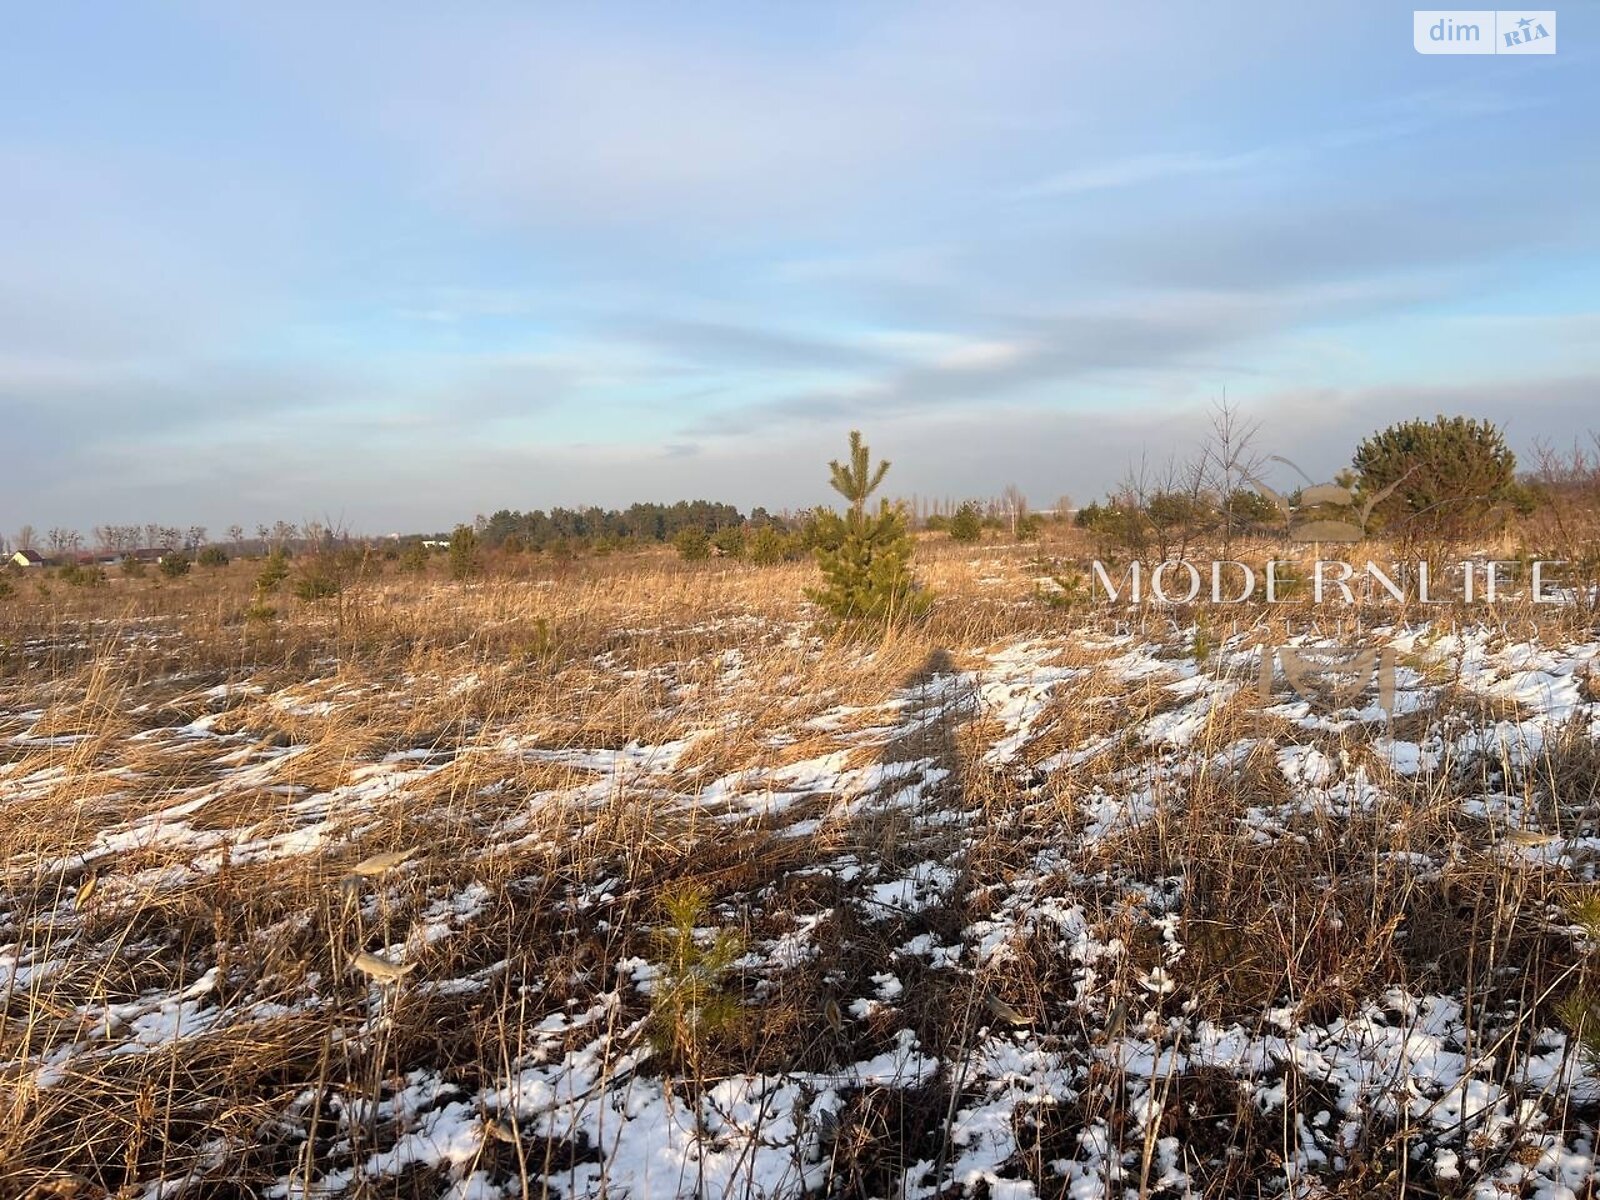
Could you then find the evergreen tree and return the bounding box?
[806,431,929,622]
[828,430,890,518]
[1353,415,1522,542]
[449,525,480,580]
[711,526,745,558]
[747,526,795,566]
[674,527,711,561]
[397,542,429,574]
[947,502,983,543]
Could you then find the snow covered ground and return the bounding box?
[4,595,1600,1198]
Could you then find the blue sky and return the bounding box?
[3,2,1597,533]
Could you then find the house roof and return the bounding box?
[13,548,44,564]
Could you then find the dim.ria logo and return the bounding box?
[1414,10,1555,54]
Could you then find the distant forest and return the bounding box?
[477,501,786,550]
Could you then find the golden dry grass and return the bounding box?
[2,534,1599,1198]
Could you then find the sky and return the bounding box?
[3,2,1597,535]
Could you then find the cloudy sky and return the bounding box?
[4,3,1597,534]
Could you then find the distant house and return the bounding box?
[10,549,44,568]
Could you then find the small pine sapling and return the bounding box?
[647,883,745,1072]
[806,431,930,623]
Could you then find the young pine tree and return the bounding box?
[947,501,984,543]
[806,430,930,622]
[449,525,480,580]
[674,526,712,561]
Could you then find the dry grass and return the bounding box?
[2,536,1599,1198]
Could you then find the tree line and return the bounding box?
[476,500,755,551]
[9,411,1599,581]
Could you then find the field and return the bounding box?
[4,541,1600,1199]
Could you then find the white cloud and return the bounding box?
[1016,149,1276,198]
[931,339,1029,370]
